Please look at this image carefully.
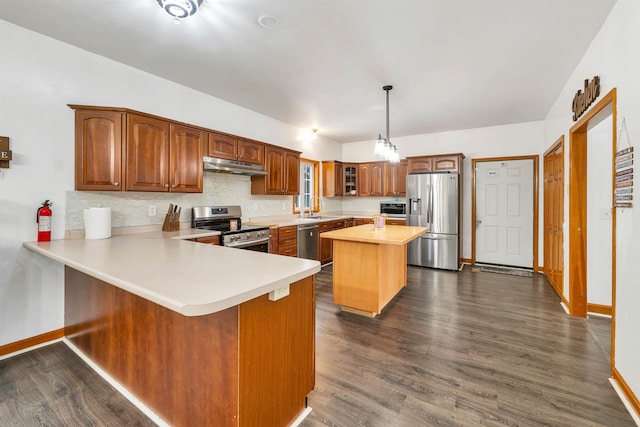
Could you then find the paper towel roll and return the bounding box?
[84,207,112,239]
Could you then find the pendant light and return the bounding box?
[374,85,400,163]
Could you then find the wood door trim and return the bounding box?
[568,88,617,380]
[568,88,617,318]
[471,155,539,270]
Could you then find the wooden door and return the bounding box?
[170,124,204,193]
[544,139,564,297]
[283,150,300,195]
[475,159,534,268]
[207,132,237,160]
[126,114,170,192]
[357,163,372,196]
[74,110,124,191]
[237,139,264,165]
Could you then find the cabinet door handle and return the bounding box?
[171,184,177,188]
[164,184,170,188]
[114,182,119,186]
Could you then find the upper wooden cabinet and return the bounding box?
[126,115,204,193]
[251,145,300,195]
[357,162,384,196]
[407,156,432,173]
[407,153,465,173]
[74,109,125,191]
[383,160,408,196]
[169,124,205,193]
[207,133,264,165]
[322,161,344,197]
[344,164,357,196]
[126,114,170,192]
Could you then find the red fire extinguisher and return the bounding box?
[37,200,52,242]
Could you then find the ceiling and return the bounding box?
[0,0,617,143]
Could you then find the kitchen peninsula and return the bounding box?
[321,224,428,317]
[24,232,321,427]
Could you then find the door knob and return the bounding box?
[476,219,482,224]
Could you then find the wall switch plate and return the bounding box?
[253,202,258,211]
[269,285,290,301]
[148,205,156,216]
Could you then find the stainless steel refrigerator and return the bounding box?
[407,171,459,270]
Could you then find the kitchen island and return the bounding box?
[24,232,321,427]
[320,224,428,317]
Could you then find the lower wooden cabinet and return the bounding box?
[386,219,406,226]
[191,236,221,245]
[319,219,348,265]
[278,225,298,257]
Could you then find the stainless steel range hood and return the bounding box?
[203,156,267,176]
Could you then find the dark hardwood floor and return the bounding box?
[0,342,155,426]
[0,266,634,426]
[302,265,635,427]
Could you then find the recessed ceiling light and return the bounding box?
[257,15,278,29]
[156,0,202,21]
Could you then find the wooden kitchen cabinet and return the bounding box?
[433,154,463,171]
[322,161,344,197]
[383,160,408,196]
[278,225,298,257]
[170,124,205,193]
[319,219,348,265]
[407,156,432,173]
[251,145,300,195]
[74,109,125,191]
[386,219,406,226]
[354,218,374,226]
[207,132,264,165]
[357,162,384,196]
[191,235,221,245]
[126,115,204,193]
[269,226,279,254]
[344,164,358,196]
[407,153,465,173]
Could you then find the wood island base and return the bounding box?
[321,225,429,317]
[64,266,315,427]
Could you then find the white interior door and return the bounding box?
[475,159,534,268]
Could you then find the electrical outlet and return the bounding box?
[148,205,156,216]
[282,202,286,209]
[253,202,258,211]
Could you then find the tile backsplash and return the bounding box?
[66,173,381,231]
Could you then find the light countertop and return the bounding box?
[24,229,321,317]
[248,212,404,228]
[320,224,428,245]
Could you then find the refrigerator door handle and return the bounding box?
[427,184,433,225]
[423,235,449,240]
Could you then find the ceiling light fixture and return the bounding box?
[156,0,202,22]
[374,85,400,163]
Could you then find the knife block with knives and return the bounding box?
[162,204,181,232]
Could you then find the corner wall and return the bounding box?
[0,19,342,347]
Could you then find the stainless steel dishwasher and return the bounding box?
[297,224,319,260]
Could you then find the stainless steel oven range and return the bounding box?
[191,205,270,252]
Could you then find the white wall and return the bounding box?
[543,0,640,406]
[0,20,342,346]
[586,115,613,307]
[342,121,546,261]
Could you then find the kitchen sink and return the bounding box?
[308,216,338,219]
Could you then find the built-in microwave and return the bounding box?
[380,202,406,217]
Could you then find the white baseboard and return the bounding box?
[609,377,640,426]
